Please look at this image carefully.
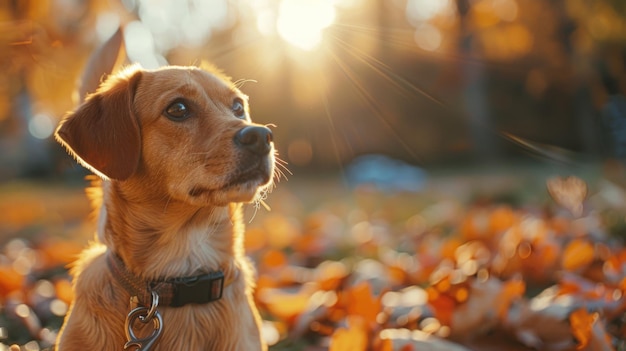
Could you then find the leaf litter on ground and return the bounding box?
[1,171,626,350]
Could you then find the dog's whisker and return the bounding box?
[259,199,271,211]
[248,189,270,223]
[275,159,290,170]
[273,167,288,182]
[234,78,257,89]
[274,158,291,179]
[273,154,291,167]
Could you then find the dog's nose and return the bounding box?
[234,126,273,155]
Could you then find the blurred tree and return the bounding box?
[1,0,626,177]
[455,0,499,161]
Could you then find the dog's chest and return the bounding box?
[142,222,235,279]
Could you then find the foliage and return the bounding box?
[1,172,626,350]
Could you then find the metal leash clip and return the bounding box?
[124,291,163,351]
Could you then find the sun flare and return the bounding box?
[276,0,336,51]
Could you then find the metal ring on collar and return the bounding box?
[139,290,159,323]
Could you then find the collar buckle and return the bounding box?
[161,271,225,307]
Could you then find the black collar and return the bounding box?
[106,251,233,308]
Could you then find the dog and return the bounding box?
[54,64,273,350]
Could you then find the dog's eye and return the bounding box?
[165,100,191,121]
[232,98,245,119]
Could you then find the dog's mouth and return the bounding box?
[224,167,271,189]
[188,164,272,198]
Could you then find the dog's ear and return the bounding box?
[56,69,142,181]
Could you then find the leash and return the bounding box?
[107,251,238,350]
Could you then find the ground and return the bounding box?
[0,163,625,351]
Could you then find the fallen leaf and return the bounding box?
[0,265,24,297]
[263,214,300,249]
[54,279,74,305]
[329,317,368,351]
[570,308,597,350]
[506,290,576,349]
[38,240,84,267]
[259,286,314,321]
[379,328,471,351]
[497,277,525,320]
[547,176,587,217]
[489,205,516,234]
[260,249,288,270]
[460,209,491,240]
[244,227,268,252]
[373,337,393,351]
[562,240,595,271]
[450,277,501,338]
[345,281,383,325]
[427,287,456,327]
[315,260,349,291]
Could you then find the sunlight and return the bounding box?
[28,114,54,140]
[405,0,454,51]
[414,23,442,51]
[406,0,454,23]
[276,0,336,51]
[492,0,519,22]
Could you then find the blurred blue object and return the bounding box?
[602,95,626,159]
[345,154,427,192]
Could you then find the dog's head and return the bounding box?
[56,65,275,206]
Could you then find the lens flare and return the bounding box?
[276,0,336,51]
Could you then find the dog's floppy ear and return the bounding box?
[56,69,142,181]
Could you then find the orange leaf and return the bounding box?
[263,214,299,249]
[260,249,287,270]
[316,260,349,291]
[329,320,368,351]
[0,265,23,297]
[427,287,456,326]
[497,278,525,320]
[374,338,393,351]
[570,308,597,350]
[489,205,516,234]
[244,227,267,252]
[346,282,382,325]
[562,239,594,271]
[387,264,408,286]
[558,279,582,296]
[39,240,84,267]
[433,275,452,293]
[54,279,74,305]
[440,238,463,260]
[258,287,311,321]
[460,209,490,240]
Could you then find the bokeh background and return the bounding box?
[2,1,626,350]
[2,0,626,174]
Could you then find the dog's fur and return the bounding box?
[54,65,273,350]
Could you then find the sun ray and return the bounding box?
[326,48,424,162]
[327,22,545,161]
[329,33,447,107]
[318,73,349,173]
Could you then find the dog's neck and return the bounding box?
[97,180,243,282]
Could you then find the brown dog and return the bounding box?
[54,64,273,350]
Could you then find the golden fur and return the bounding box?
[54,65,272,350]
